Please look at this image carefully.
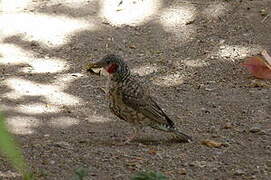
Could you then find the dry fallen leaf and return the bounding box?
[129,45,136,49]
[201,139,223,148]
[223,122,233,129]
[241,50,271,79]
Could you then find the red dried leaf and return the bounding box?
[241,56,271,79]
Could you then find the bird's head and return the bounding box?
[87,54,130,81]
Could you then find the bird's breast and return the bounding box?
[108,82,123,104]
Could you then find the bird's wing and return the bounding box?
[122,79,175,127]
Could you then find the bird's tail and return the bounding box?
[152,124,192,142]
[170,128,192,142]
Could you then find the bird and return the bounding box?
[86,54,192,143]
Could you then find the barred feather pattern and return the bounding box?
[102,55,192,142]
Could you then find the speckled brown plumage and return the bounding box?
[87,54,192,142]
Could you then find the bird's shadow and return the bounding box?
[135,138,188,145]
[86,136,188,146]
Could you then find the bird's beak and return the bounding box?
[86,60,105,75]
[86,60,104,70]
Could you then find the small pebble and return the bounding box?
[249,126,261,133]
[223,122,233,129]
[211,167,218,172]
[178,168,187,175]
[257,130,266,135]
[188,162,196,167]
[53,141,73,150]
[250,175,257,179]
[234,169,245,176]
[50,160,55,165]
[189,161,207,168]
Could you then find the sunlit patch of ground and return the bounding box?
[131,64,158,76]
[0,13,95,47]
[218,44,262,60]
[49,117,79,128]
[88,114,113,123]
[202,2,230,19]
[151,72,184,87]
[159,5,196,40]
[0,44,68,73]
[1,72,84,134]
[3,77,82,106]
[99,0,161,26]
[1,0,32,12]
[184,59,210,67]
[16,103,60,115]
[6,116,39,135]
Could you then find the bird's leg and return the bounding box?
[126,127,139,143]
[120,127,140,145]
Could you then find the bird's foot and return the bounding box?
[123,135,137,144]
[114,139,133,146]
[114,133,138,146]
[113,127,141,146]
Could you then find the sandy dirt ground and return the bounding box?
[0,0,271,179]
